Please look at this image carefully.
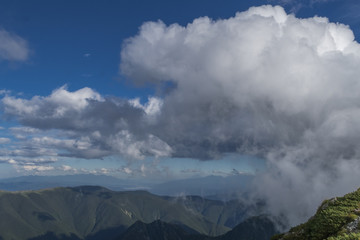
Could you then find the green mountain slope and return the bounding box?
[163,195,263,229]
[0,186,258,240]
[272,188,360,240]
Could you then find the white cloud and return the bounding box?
[129,97,163,116]
[4,156,58,174]
[2,86,171,160]
[0,138,10,144]
[22,165,54,172]
[0,90,10,96]
[2,97,39,115]
[123,167,132,174]
[2,85,103,117]
[61,165,74,171]
[10,127,38,139]
[57,165,111,175]
[107,131,172,159]
[0,29,29,61]
[10,126,38,133]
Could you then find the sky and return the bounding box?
[2,0,360,227]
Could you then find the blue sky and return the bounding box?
[1,0,360,186]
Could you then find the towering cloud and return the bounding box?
[121,5,360,159]
[121,5,360,226]
[3,5,360,226]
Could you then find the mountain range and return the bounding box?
[0,174,253,200]
[4,184,360,240]
[0,186,274,240]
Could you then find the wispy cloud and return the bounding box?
[0,29,29,62]
[268,0,339,12]
[0,138,10,144]
[335,2,360,25]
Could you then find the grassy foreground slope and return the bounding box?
[0,186,254,240]
[272,188,360,240]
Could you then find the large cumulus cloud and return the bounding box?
[4,5,360,227]
[121,5,360,226]
[121,5,360,159]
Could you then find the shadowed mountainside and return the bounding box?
[118,216,277,240]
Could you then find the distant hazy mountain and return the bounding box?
[0,186,265,240]
[0,174,145,191]
[0,174,253,199]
